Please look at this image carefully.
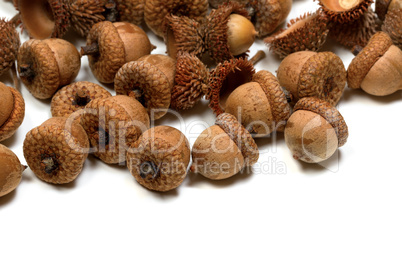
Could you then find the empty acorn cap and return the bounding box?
[347,32,393,89]
[318,0,373,23]
[215,113,259,166]
[0,18,20,77]
[0,84,25,142]
[293,97,348,147]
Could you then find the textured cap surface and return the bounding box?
[382,8,402,48]
[68,0,107,37]
[0,87,25,142]
[0,19,20,77]
[318,0,373,23]
[250,0,282,37]
[115,0,144,26]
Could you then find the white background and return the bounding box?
[1,0,402,278]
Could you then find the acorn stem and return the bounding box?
[352,45,363,56]
[80,43,100,56]
[104,0,119,22]
[73,91,91,107]
[140,161,160,179]
[249,50,266,65]
[41,156,59,174]
[19,64,35,81]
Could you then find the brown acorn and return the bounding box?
[225,70,292,136]
[51,81,112,120]
[0,82,25,142]
[23,117,90,184]
[0,18,20,78]
[190,113,259,180]
[376,0,401,20]
[382,8,402,48]
[208,0,248,8]
[144,0,208,37]
[265,11,330,58]
[347,32,402,96]
[80,21,154,83]
[0,144,26,198]
[80,95,150,164]
[114,0,144,25]
[318,0,373,23]
[284,97,348,163]
[277,51,346,106]
[17,38,81,99]
[16,0,70,39]
[127,126,190,192]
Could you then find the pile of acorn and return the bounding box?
[0,0,401,196]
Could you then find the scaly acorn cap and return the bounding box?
[293,97,348,147]
[67,0,107,37]
[215,113,259,166]
[347,32,393,89]
[375,0,391,20]
[205,1,252,63]
[23,117,90,184]
[0,84,25,142]
[329,7,376,48]
[0,18,20,77]
[208,0,248,9]
[17,0,70,38]
[206,58,255,115]
[382,8,402,48]
[265,11,330,58]
[164,14,205,60]
[170,52,209,110]
[144,0,208,37]
[318,0,373,23]
[51,81,112,119]
[114,0,144,25]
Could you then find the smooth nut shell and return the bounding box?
[0,83,14,127]
[0,144,25,197]
[0,86,25,142]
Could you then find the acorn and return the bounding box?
[0,144,26,198]
[126,126,190,192]
[144,0,208,37]
[0,82,25,142]
[382,8,402,48]
[206,58,255,115]
[114,54,176,120]
[225,70,292,137]
[114,0,144,26]
[80,95,150,164]
[265,11,330,58]
[347,32,402,96]
[16,0,70,39]
[51,81,112,120]
[80,21,154,84]
[205,1,257,63]
[277,51,347,106]
[0,18,20,77]
[318,0,373,23]
[23,117,90,184]
[17,38,81,99]
[376,0,401,20]
[190,113,259,180]
[284,97,348,163]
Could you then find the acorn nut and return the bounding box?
[0,82,25,142]
[127,126,190,192]
[190,113,259,180]
[284,97,348,163]
[17,38,81,99]
[23,117,90,184]
[0,144,26,198]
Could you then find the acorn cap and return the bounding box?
[0,86,25,142]
[171,52,209,110]
[347,32,393,89]
[0,18,20,77]
[17,0,70,38]
[265,11,330,58]
[375,0,391,20]
[85,21,126,83]
[115,0,144,26]
[205,1,251,63]
[114,60,172,120]
[164,14,205,60]
[23,117,89,184]
[318,0,373,23]
[144,0,208,37]
[252,70,291,132]
[293,97,348,147]
[67,0,107,37]
[51,81,112,119]
[215,113,259,166]
[329,7,376,48]
[382,8,402,48]
[206,58,255,115]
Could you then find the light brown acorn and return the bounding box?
[347,32,402,96]
[277,51,346,106]
[191,113,259,180]
[0,18,20,78]
[17,38,81,99]
[0,144,26,198]
[225,70,292,137]
[23,117,90,184]
[127,126,190,192]
[15,0,70,39]
[318,0,374,23]
[80,21,154,84]
[284,97,348,163]
[382,8,402,48]
[0,82,25,142]
[80,95,150,164]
